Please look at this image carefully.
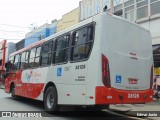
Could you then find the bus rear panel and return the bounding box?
[94,14,153,104]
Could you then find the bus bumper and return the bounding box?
[95,86,153,104]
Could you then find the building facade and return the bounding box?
[16,39,25,51]
[25,21,57,47]
[57,7,80,32]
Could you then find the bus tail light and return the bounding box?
[102,54,110,87]
[150,65,153,89]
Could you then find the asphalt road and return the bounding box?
[0,89,140,120]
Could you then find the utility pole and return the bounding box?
[122,0,125,18]
[110,0,114,15]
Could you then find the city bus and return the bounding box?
[4,12,153,112]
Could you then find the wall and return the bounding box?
[57,7,80,32]
[16,39,25,51]
[80,0,130,21]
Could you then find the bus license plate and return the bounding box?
[128,93,139,98]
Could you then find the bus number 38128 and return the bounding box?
[128,93,139,98]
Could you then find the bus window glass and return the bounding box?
[34,47,41,67]
[71,25,94,61]
[56,36,69,50]
[41,43,49,66]
[13,54,21,71]
[20,52,26,69]
[71,44,86,61]
[25,51,29,69]
[53,35,70,64]
[48,42,53,65]
[87,26,94,41]
[48,42,53,52]
[9,56,14,64]
[29,48,36,68]
[48,53,52,65]
[40,41,53,66]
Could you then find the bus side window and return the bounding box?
[13,54,21,71]
[20,52,26,69]
[34,47,41,67]
[70,25,94,61]
[29,48,36,68]
[41,41,53,66]
[25,51,29,69]
[48,42,53,65]
[53,35,70,64]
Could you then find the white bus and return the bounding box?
[4,12,153,112]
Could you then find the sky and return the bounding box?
[0,0,80,43]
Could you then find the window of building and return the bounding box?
[13,54,21,71]
[53,35,70,64]
[125,10,134,21]
[41,41,53,66]
[114,9,123,17]
[136,0,148,19]
[70,25,94,62]
[124,0,135,21]
[151,0,160,16]
[125,0,134,7]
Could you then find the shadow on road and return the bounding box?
[4,97,136,120]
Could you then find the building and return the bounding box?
[25,21,57,47]
[24,7,80,47]
[57,7,80,32]
[16,39,25,51]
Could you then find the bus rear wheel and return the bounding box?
[44,86,58,113]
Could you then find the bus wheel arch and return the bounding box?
[43,82,59,112]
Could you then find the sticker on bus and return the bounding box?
[116,75,122,83]
[57,68,62,76]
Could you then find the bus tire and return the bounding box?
[44,86,58,113]
[11,84,18,99]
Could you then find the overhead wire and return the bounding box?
[0,24,30,29]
